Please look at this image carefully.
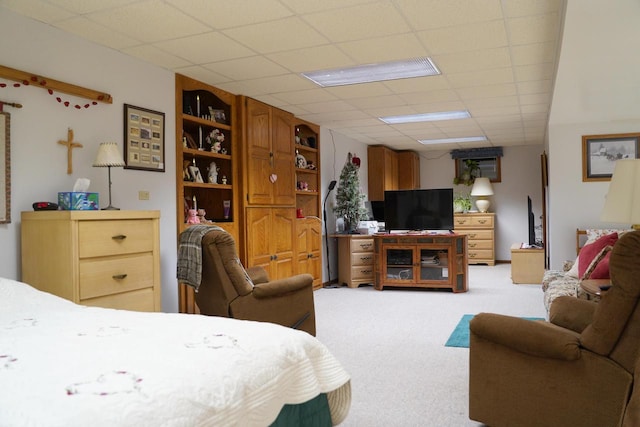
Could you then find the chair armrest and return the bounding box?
[470,313,581,360]
[252,274,313,298]
[549,296,597,333]
[246,266,269,284]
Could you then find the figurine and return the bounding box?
[221,175,227,185]
[186,209,200,224]
[306,161,316,170]
[207,161,219,184]
[197,208,207,223]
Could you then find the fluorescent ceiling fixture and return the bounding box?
[301,57,440,87]
[380,110,471,124]
[418,136,488,145]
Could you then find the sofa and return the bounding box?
[542,228,630,315]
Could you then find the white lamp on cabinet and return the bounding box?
[601,159,640,229]
[471,177,494,213]
[93,142,125,210]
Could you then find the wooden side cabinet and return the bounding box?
[336,234,375,288]
[373,234,468,292]
[510,243,545,284]
[296,217,322,289]
[21,210,161,312]
[453,213,495,265]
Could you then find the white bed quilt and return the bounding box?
[0,278,350,426]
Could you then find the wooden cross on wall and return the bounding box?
[58,128,83,174]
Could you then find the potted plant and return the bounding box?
[453,159,480,186]
[453,192,472,213]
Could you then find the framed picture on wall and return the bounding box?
[582,133,640,181]
[124,104,165,172]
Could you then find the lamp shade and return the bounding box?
[470,177,494,196]
[93,142,125,167]
[601,159,640,226]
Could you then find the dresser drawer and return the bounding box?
[351,238,374,253]
[454,214,494,228]
[82,288,156,312]
[468,250,494,261]
[469,215,493,227]
[351,265,374,279]
[466,240,494,250]
[457,229,493,240]
[79,253,154,300]
[351,252,374,266]
[79,219,155,258]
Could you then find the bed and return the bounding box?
[0,277,351,426]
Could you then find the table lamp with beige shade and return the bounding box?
[93,142,125,210]
[601,159,640,230]
[470,177,494,213]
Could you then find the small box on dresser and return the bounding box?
[454,212,495,266]
[21,210,161,311]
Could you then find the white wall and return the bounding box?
[421,145,543,261]
[548,0,640,268]
[0,9,179,311]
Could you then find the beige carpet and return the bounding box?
[314,263,546,426]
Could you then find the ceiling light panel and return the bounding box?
[302,57,440,87]
[380,110,470,124]
[418,136,488,145]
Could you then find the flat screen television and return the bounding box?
[528,196,536,246]
[384,189,454,232]
[365,200,385,221]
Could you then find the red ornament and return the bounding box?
[48,89,53,94]
[351,153,361,167]
[64,101,70,107]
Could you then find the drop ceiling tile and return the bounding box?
[395,0,503,30]
[446,67,514,88]
[347,95,407,110]
[175,66,234,87]
[433,47,511,74]
[511,42,556,66]
[87,0,210,43]
[204,56,288,80]
[476,114,523,125]
[457,83,517,100]
[270,89,338,105]
[382,75,451,94]
[301,109,371,123]
[417,21,508,55]
[303,2,411,43]
[237,74,318,96]
[330,118,386,129]
[279,0,374,14]
[520,104,549,114]
[296,100,357,114]
[56,16,140,49]
[408,101,467,113]
[503,0,562,18]
[400,89,460,105]
[469,105,521,117]
[166,0,293,29]
[222,17,327,54]
[45,0,136,14]
[155,32,254,64]
[519,93,551,106]
[268,45,355,73]
[514,63,555,82]
[517,80,552,95]
[123,45,192,69]
[507,14,560,46]
[338,33,428,63]
[325,83,393,99]
[465,96,518,109]
[1,0,73,22]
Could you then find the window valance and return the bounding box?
[450,147,503,159]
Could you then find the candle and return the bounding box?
[198,126,203,149]
[196,95,200,117]
[192,195,197,210]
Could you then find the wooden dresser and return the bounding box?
[336,234,375,288]
[453,213,495,266]
[21,210,161,311]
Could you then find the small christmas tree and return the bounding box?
[334,153,368,231]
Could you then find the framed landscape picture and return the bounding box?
[582,133,640,181]
[124,104,165,172]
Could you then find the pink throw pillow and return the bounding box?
[578,232,618,278]
[590,250,612,279]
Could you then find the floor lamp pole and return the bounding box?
[323,180,337,287]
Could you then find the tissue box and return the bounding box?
[58,192,99,210]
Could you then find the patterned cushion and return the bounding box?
[544,276,580,313]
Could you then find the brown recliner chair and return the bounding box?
[469,230,640,427]
[194,228,316,336]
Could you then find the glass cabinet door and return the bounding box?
[419,248,448,282]
[384,248,414,281]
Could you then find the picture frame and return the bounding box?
[582,132,640,181]
[124,104,165,172]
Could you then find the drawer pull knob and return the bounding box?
[112,274,128,280]
[112,234,127,240]
[469,243,477,248]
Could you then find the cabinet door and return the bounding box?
[397,151,420,190]
[245,207,273,275]
[271,208,295,279]
[271,108,296,206]
[246,99,273,205]
[295,218,322,287]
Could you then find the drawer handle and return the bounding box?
[361,269,372,274]
[361,244,372,249]
[112,234,127,240]
[469,233,477,238]
[478,219,487,224]
[361,256,371,261]
[469,254,476,258]
[469,243,477,248]
[112,274,128,280]
[307,253,313,258]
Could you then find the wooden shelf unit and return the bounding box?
[373,234,468,292]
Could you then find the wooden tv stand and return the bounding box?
[373,233,468,292]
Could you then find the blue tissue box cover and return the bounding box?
[58,192,99,210]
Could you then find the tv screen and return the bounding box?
[384,189,454,232]
[528,196,536,246]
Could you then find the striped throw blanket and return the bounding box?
[176,224,224,291]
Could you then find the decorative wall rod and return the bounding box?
[0,64,112,104]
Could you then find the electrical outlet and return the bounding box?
[138,190,150,200]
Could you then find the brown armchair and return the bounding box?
[469,230,640,427]
[194,228,316,336]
